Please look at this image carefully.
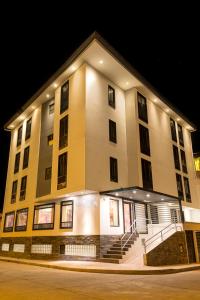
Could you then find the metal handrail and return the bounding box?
[143,222,182,253]
[120,219,137,253]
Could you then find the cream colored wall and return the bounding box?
[85,65,128,192]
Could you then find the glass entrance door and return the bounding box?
[123,202,133,233]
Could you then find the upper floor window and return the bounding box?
[141,158,153,190]
[184,177,191,202]
[59,115,68,149]
[11,180,18,204]
[173,145,180,170]
[15,208,28,231]
[108,85,115,108]
[17,126,23,147]
[109,120,117,143]
[178,124,184,147]
[137,92,148,123]
[176,173,183,199]
[109,199,119,227]
[14,152,20,173]
[49,102,54,115]
[23,146,30,169]
[33,204,55,230]
[25,118,32,140]
[110,157,118,182]
[57,152,67,189]
[170,118,177,142]
[139,124,150,156]
[47,134,53,146]
[3,211,15,232]
[60,201,73,228]
[60,81,69,114]
[180,150,187,173]
[20,176,27,201]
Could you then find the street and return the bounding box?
[0,261,200,299]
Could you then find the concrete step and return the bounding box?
[98,258,120,264]
[107,250,126,255]
[113,243,132,248]
[103,254,123,259]
[110,247,129,251]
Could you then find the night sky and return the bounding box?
[0,4,199,211]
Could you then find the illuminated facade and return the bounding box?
[0,33,200,265]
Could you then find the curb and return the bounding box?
[0,258,200,275]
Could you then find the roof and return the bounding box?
[4,31,197,130]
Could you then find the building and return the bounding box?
[0,32,200,265]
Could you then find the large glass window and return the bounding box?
[60,201,73,228]
[25,118,32,140]
[11,180,18,204]
[59,115,68,149]
[17,126,23,147]
[109,199,119,226]
[23,146,30,169]
[180,150,188,173]
[109,119,117,143]
[170,118,177,142]
[15,208,28,231]
[14,152,20,173]
[141,159,153,190]
[4,211,15,232]
[184,177,191,202]
[176,173,183,199]
[110,157,118,182]
[108,85,115,108]
[178,124,184,147]
[33,204,55,230]
[60,81,69,113]
[173,145,180,170]
[57,152,67,189]
[139,124,150,156]
[137,92,148,123]
[19,176,27,201]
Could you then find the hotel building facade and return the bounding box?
[0,33,200,265]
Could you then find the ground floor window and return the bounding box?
[33,204,55,230]
[60,201,73,228]
[109,199,119,226]
[4,211,15,232]
[15,208,28,231]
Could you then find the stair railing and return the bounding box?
[120,219,137,253]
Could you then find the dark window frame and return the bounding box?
[49,102,55,115]
[109,119,117,143]
[14,152,20,174]
[23,146,30,169]
[178,124,184,147]
[45,167,52,180]
[33,203,55,230]
[141,158,153,190]
[180,150,188,173]
[59,115,68,149]
[139,124,150,156]
[19,176,27,201]
[11,180,18,204]
[60,81,69,114]
[184,177,191,202]
[137,92,148,123]
[15,208,28,232]
[108,85,115,108]
[173,145,180,170]
[57,152,67,189]
[17,126,23,147]
[25,118,32,140]
[110,157,118,182]
[3,211,15,232]
[170,118,177,142]
[60,201,73,229]
[176,173,184,200]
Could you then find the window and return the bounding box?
[25,118,32,140]
[20,176,27,200]
[49,102,54,114]
[45,167,52,180]
[3,212,15,232]
[170,118,177,142]
[184,177,191,202]
[180,150,187,173]
[47,134,53,146]
[178,124,184,147]
[110,157,118,182]
[176,173,183,199]
[109,199,119,226]
[23,146,30,169]
[14,152,20,173]
[15,208,28,231]
[33,204,55,230]
[59,116,68,149]
[141,159,153,190]
[139,124,150,156]
[11,180,18,203]
[170,208,180,223]
[109,120,117,143]
[60,81,69,113]
[137,92,148,123]
[173,145,180,170]
[57,152,67,189]
[60,201,73,228]
[17,126,23,147]
[149,205,159,224]
[108,85,115,108]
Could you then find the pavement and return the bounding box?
[0,256,200,275]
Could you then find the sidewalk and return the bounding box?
[0,256,200,275]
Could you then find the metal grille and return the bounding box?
[13,244,25,253]
[1,243,9,251]
[65,245,96,257]
[31,244,52,254]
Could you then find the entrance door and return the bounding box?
[123,202,133,233]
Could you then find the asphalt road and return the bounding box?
[0,261,200,300]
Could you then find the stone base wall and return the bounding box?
[144,232,188,266]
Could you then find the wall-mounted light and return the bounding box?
[53,83,58,88]
[99,60,104,64]
[46,94,50,98]
[177,118,180,121]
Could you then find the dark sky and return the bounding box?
[0,4,199,210]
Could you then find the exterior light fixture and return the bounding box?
[19,116,25,121]
[146,194,150,198]
[166,109,169,113]
[99,60,104,64]
[126,81,129,85]
[46,94,50,98]
[115,192,119,196]
[53,83,58,88]
[133,190,137,194]
[177,118,180,121]
[71,66,76,71]
[161,198,164,201]
[153,99,158,103]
